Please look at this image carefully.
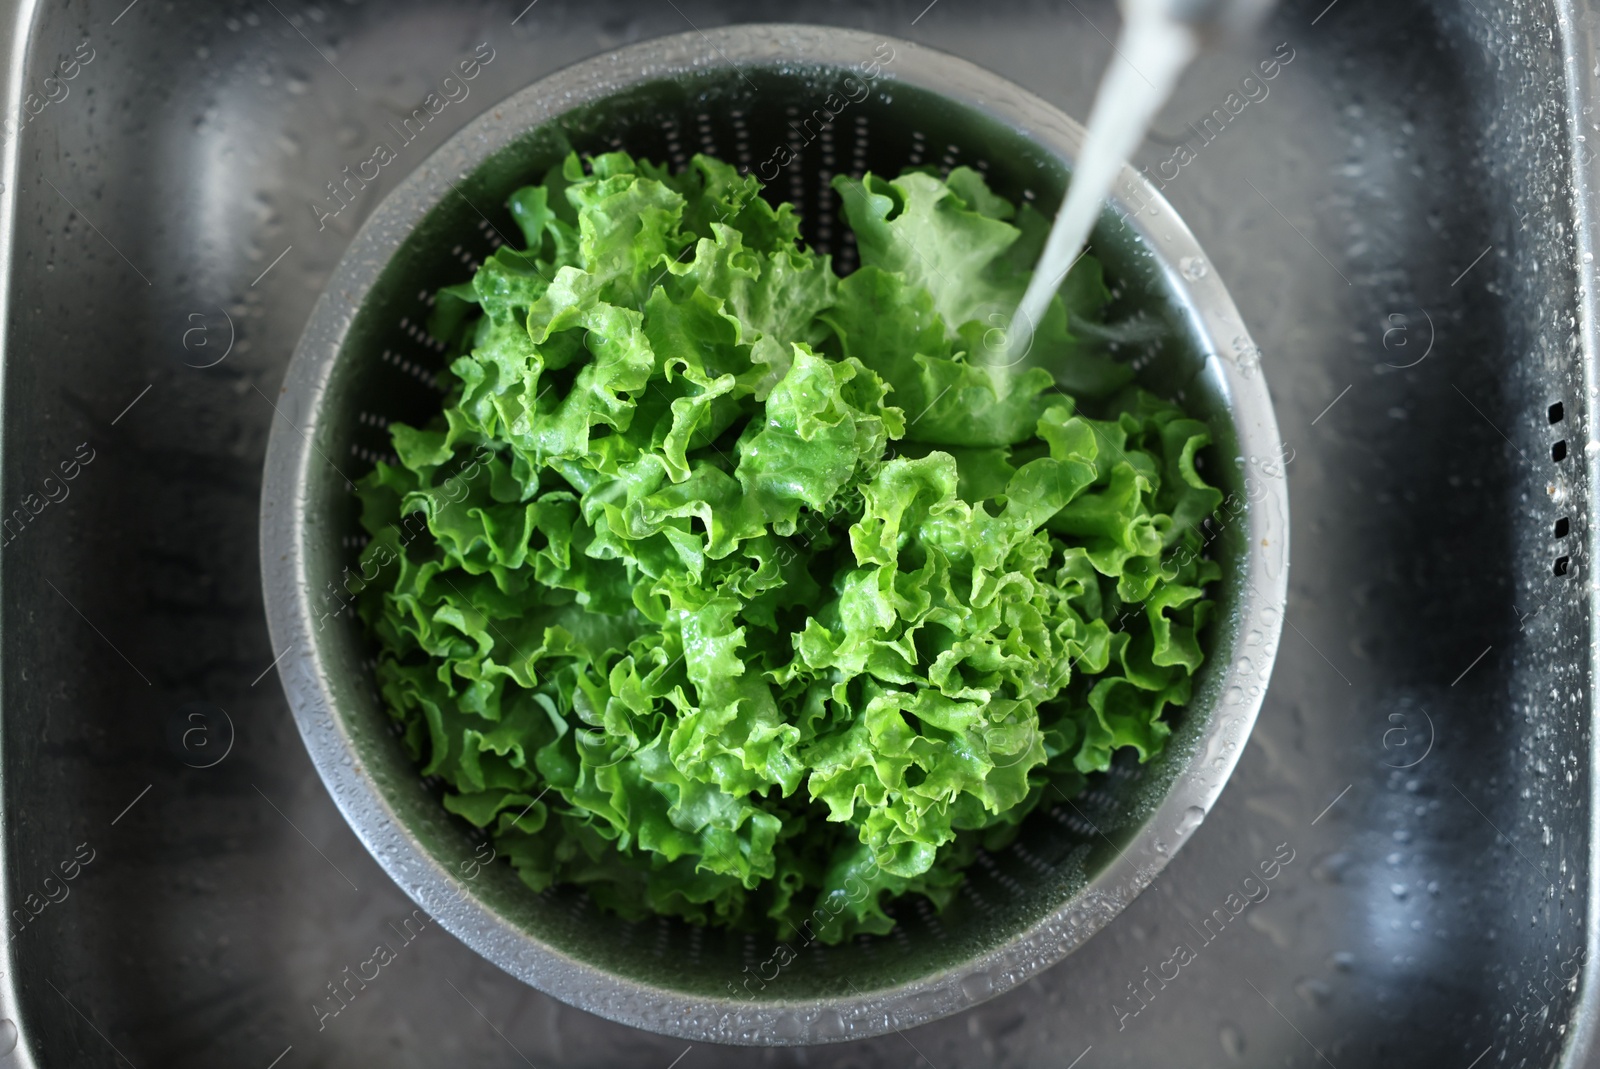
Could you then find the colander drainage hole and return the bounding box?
[1555,516,1570,538]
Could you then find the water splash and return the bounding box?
[1007,3,1200,360]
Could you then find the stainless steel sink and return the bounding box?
[0,0,1594,1066]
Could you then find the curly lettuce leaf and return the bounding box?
[353,152,1222,943]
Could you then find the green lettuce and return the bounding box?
[351,151,1221,942]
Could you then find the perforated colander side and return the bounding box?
[335,82,1143,946]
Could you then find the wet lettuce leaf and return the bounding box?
[352,152,1221,942]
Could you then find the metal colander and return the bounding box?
[259,23,1288,1046]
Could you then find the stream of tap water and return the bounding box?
[1007,4,1202,363]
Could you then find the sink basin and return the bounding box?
[0,0,1593,1065]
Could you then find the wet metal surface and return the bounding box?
[0,0,1594,1066]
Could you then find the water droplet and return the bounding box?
[1391,882,1409,900]
[1219,1022,1245,1060]
[1230,336,1262,377]
[961,972,995,1000]
[1294,977,1333,1008]
[1177,805,1206,834]
[814,1008,847,1039]
[1180,255,1208,280]
[1311,852,1350,884]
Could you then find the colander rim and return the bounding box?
[259,21,1289,1047]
